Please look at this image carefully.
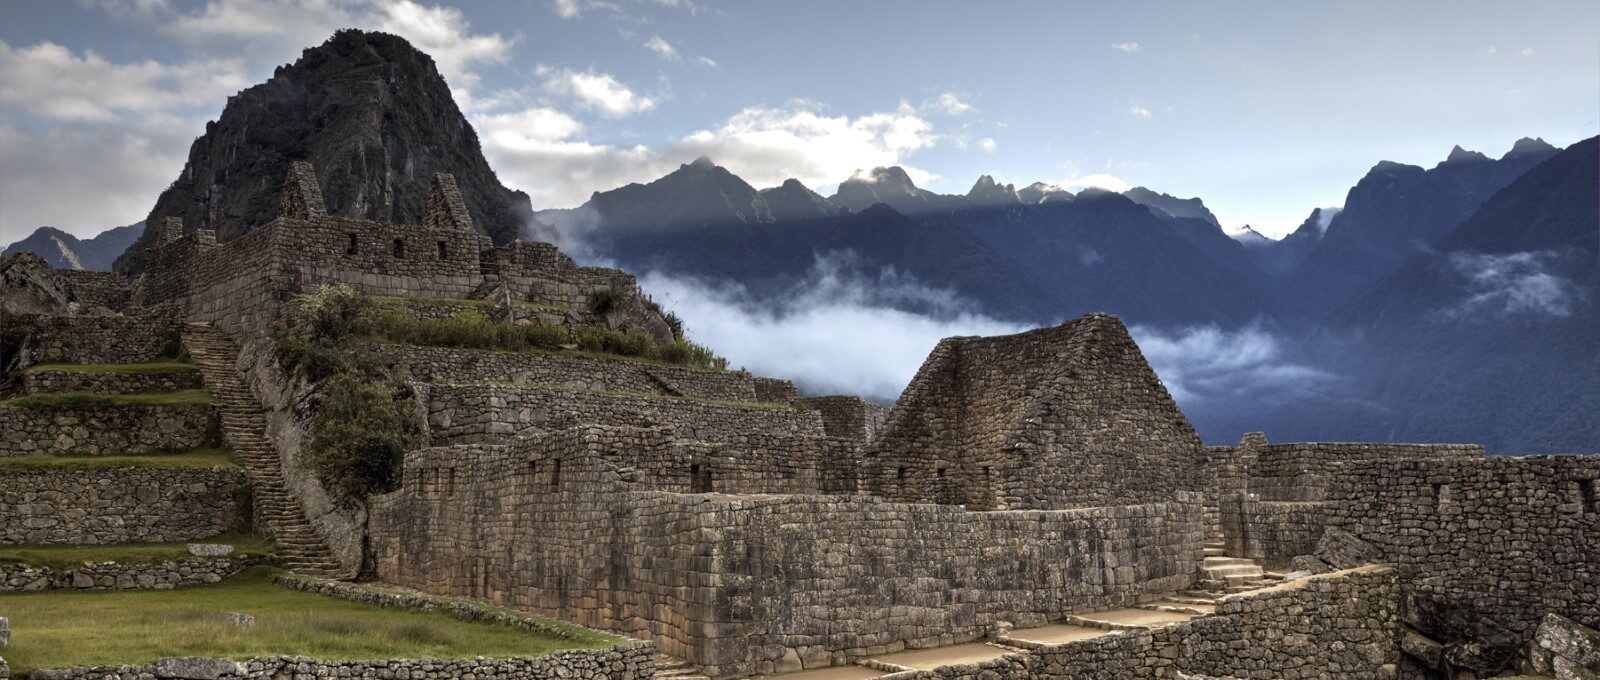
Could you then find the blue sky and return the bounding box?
[2,0,1596,245]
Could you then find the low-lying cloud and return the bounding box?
[1436,250,1579,320]
[639,253,1025,401]
[1127,323,1331,404]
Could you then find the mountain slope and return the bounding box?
[115,29,538,274]
[1284,139,1558,315]
[4,223,144,271]
[1268,136,1598,452]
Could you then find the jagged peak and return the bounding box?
[1504,136,1556,158]
[850,166,917,187]
[685,155,718,171]
[1441,145,1491,165]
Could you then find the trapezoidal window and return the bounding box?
[346,233,358,255]
[690,463,713,493]
[1578,478,1597,515]
[896,466,907,480]
[550,459,561,488]
[393,238,405,258]
[437,240,448,259]
[1432,483,1451,509]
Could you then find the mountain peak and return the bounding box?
[1441,145,1491,165]
[1123,186,1220,227]
[854,166,917,188]
[1505,137,1556,158]
[1018,181,1073,204]
[967,174,1021,205]
[760,178,839,221]
[687,155,718,171]
[114,28,537,274]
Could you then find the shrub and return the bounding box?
[659,338,729,370]
[522,323,569,350]
[303,374,415,499]
[588,282,633,315]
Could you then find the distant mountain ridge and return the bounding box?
[3,223,143,271]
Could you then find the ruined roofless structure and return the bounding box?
[2,162,1595,680]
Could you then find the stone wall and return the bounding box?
[0,557,257,592]
[378,344,771,403]
[12,311,182,366]
[797,395,891,444]
[58,271,131,311]
[22,368,202,395]
[1528,613,1600,679]
[22,645,654,680]
[891,566,1400,680]
[1318,455,1600,674]
[1204,434,1486,562]
[423,383,825,445]
[0,466,246,544]
[369,426,1203,679]
[0,403,216,456]
[867,314,1203,511]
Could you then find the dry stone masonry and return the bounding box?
[1,160,1593,680]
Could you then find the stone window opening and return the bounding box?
[445,467,456,494]
[550,459,561,488]
[1432,483,1450,508]
[346,233,358,255]
[1579,478,1597,515]
[393,238,406,258]
[690,463,713,493]
[437,240,448,259]
[896,466,907,480]
[936,467,947,479]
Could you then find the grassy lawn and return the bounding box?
[23,362,198,375]
[0,531,274,570]
[0,448,238,470]
[0,567,616,672]
[1,389,213,409]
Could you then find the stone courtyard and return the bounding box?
[0,164,1595,680]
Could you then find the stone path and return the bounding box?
[655,654,712,680]
[184,322,346,578]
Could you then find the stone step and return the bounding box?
[1203,547,1227,557]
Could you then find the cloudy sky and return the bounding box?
[2,0,1596,246]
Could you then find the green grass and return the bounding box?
[23,362,198,375]
[0,448,239,470]
[1,389,213,409]
[0,532,274,570]
[0,567,612,672]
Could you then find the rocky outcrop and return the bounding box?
[114,30,540,275]
[3,223,143,272]
[1,252,73,315]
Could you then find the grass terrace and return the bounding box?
[0,531,274,570]
[0,567,617,673]
[1,389,213,409]
[22,361,198,375]
[0,447,238,470]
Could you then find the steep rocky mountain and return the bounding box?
[828,166,963,213]
[114,29,538,275]
[1018,182,1074,204]
[966,175,1022,206]
[1283,138,1559,315]
[1124,187,1221,227]
[4,223,143,271]
[759,179,842,222]
[1262,136,1598,452]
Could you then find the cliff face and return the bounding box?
[115,29,537,275]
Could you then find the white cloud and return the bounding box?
[0,120,193,241]
[1435,250,1580,320]
[1519,47,1535,57]
[482,99,939,208]
[1128,104,1152,119]
[1110,42,1140,53]
[978,137,998,153]
[638,253,1026,400]
[1130,323,1330,404]
[644,36,679,61]
[1058,173,1131,192]
[930,92,973,115]
[538,66,657,117]
[0,40,247,122]
[165,0,513,110]
[551,0,582,18]
[696,56,718,67]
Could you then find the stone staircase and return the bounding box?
[183,322,347,579]
[654,654,711,680]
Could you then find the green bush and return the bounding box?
[659,339,730,371]
[303,374,415,499]
[277,285,372,381]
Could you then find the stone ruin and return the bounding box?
[0,162,1595,680]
